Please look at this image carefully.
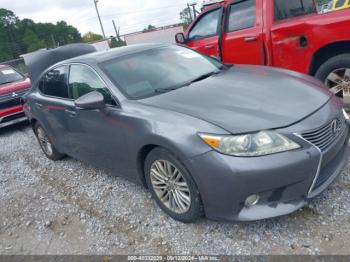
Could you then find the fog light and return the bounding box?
[245,194,259,207]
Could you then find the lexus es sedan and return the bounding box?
[23,44,350,222]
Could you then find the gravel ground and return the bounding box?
[0,122,350,255]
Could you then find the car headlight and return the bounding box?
[198,131,300,157]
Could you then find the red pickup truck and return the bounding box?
[0,65,31,128]
[176,0,350,105]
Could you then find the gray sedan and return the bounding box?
[23,44,350,222]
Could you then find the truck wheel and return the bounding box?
[315,54,350,106]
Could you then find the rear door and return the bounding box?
[185,7,224,58]
[221,0,265,65]
[34,65,74,153]
[270,0,317,73]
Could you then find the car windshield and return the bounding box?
[101,46,223,99]
[0,67,24,85]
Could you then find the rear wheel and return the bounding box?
[315,54,350,107]
[144,148,203,223]
[34,123,65,161]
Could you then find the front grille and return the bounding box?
[301,115,345,151]
[1,112,25,123]
[0,88,30,110]
[0,98,22,110]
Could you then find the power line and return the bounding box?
[72,2,191,24]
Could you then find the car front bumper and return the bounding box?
[0,105,27,128]
[185,103,350,222]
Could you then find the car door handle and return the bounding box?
[35,102,43,108]
[244,36,257,42]
[65,109,77,117]
[204,45,215,50]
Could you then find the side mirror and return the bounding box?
[175,33,186,44]
[75,91,105,110]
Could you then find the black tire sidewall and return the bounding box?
[34,122,64,161]
[144,148,203,223]
[315,54,350,83]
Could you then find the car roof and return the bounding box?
[64,43,169,65]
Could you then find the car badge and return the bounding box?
[331,119,340,135]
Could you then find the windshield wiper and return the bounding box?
[187,70,221,85]
[0,81,14,85]
[154,87,180,93]
[153,70,221,94]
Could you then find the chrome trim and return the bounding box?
[294,133,323,197]
[0,116,27,128]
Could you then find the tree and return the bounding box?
[0,8,83,61]
[0,8,23,59]
[143,24,156,32]
[109,36,126,48]
[180,7,192,28]
[22,29,45,52]
[82,32,103,43]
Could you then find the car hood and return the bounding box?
[140,65,332,134]
[0,78,32,95]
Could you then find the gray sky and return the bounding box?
[1,0,198,36]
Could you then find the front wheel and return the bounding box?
[315,54,350,107]
[144,148,204,223]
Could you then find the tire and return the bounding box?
[34,122,65,161]
[315,54,350,105]
[144,147,204,223]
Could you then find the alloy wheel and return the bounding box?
[150,160,191,214]
[37,127,53,156]
[325,68,350,98]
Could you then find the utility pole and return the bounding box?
[50,34,56,48]
[112,20,118,37]
[94,0,106,39]
[187,3,193,22]
[189,2,199,19]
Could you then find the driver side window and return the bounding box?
[68,64,116,106]
[188,8,221,41]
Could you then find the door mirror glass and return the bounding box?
[74,91,105,110]
[175,33,186,44]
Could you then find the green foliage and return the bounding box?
[0,8,82,61]
[82,32,103,43]
[180,8,192,29]
[143,25,156,32]
[22,29,45,52]
[109,36,126,48]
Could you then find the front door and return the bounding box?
[221,0,265,65]
[66,64,130,175]
[185,7,224,58]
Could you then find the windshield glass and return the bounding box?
[101,46,223,99]
[0,67,24,85]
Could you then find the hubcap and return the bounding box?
[150,160,191,214]
[37,127,53,156]
[325,68,350,101]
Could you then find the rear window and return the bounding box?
[227,0,256,32]
[0,67,24,85]
[274,0,317,21]
[335,0,346,8]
